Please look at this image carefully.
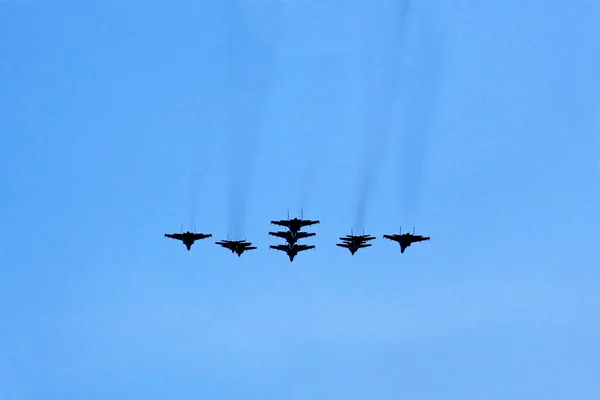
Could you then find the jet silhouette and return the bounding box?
[269,230,315,245]
[269,243,315,262]
[165,230,212,251]
[383,227,430,253]
[271,210,319,234]
[337,229,375,255]
[215,239,257,257]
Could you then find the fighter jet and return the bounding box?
[271,210,319,233]
[165,229,212,251]
[269,230,315,245]
[215,239,257,257]
[269,243,315,262]
[383,227,430,253]
[336,229,375,255]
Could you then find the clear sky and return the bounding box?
[1,0,599,398]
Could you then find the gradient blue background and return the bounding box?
[2,0,600,398]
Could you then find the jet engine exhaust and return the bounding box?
[354,1,411,229]
[190,172,198,231]
[223,0,281,237]
[397,10,447,222]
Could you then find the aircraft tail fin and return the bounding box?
[301,208,304,220]
[413,226,415,235]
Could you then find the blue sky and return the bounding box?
[1,0,599,398]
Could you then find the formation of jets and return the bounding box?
[269,211,318,262]
[336,229,376,255]
[164,214,430,260]
[215,238,257,257]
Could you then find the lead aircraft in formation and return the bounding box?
[164,228,212,251]
[383,227,430,253]
[165,219,430,257]
[337,229,376,255]
[270,210,319,233]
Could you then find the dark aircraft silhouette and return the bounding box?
[337,229,375,255]
[271,210,319,233]
[215,239,257,257]
[269,230,315,245]
[269,243,315,262]
[383,227,430,253]
[165,230,212,251]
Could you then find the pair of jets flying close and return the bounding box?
[164,213,430,262]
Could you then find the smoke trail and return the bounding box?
[354,1,411,229]
[224,0,281,238]
[186,122,206,232]
[297,46,350,211]
[298,149,320,211]
[397,12,447,222]
[189,170,199,231]
[298,71,334,211]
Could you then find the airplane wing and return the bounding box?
[358,243,372,248]
[298,232,316,238]
[269,245,287,251]
[383,234,400,242]
[352,236,375,241]
[336,243,350,248]
[270,220,290,227]
[299,220,319,227]
[268,231,287,238]
[245,246,257,250]
[165,233,183,240]
[411,236,430,243]
[296,245,315,251]
[193,233,212,240]
[271,219,319,228]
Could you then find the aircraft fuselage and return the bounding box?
[181,235,195,250]
[383,232,430,253]
[281,247,298,262]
